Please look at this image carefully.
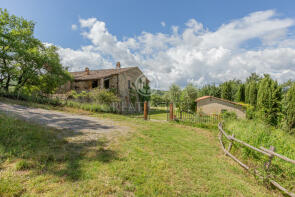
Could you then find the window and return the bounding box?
[92,80,98,88]
[104,79,110,89]
[128,80,131,89]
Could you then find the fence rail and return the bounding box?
[174,110,221,125]
[218,122,295,197]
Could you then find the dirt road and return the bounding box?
[0,102,130,143]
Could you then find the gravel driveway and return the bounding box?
[0,102,130,143]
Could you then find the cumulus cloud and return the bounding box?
[59,10,295,89]
[161,21,166,27]
[71,24,78,31]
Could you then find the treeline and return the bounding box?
[0,9,71,96]
[151,73,295,132]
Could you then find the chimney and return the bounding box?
[85,67,90,75]
[116,62,121,69]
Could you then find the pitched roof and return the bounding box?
[195,96,243,107]
[70,67,138,81]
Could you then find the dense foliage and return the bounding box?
[284,83,295,132]
[151,73,294,132]
[224,119,295,192]
[257,75,282,126]
[66,89,120,113]
[0,9,71,95]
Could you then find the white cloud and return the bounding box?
[58,10,295,89]
[71,24,78,31]
[161,21,166,27]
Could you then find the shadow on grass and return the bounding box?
[0,113,119,182]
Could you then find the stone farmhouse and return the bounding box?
[60,62,148,102]
[195,96,246,118]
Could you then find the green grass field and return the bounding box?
[0,98,282,196]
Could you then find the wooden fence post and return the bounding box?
[169,103,174,121]
[265,146,275,171]
[144,101,148,120]
[227,134,235,152]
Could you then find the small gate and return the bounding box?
[148,102,169,121]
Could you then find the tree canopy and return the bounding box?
[0,9,71,94]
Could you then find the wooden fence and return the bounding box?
[218,122,295,197]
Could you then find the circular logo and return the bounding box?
[134,73,159,97]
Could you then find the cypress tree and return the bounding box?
[249,81,257,106]
[221,82,232,100]
[257,75,282,125]
[245,83,250,104]
[284,83,295,131]
[235,84,245,102]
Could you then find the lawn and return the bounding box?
[0,98,281,196]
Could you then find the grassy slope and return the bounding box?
[0,98,279,196]
[224,119,295,192]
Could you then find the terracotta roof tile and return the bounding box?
[71,67,138,81]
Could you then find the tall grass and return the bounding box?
[0,90,62,106]
[65,100,113,113]
[224,119,295,192]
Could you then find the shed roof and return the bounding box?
[70,67,138,81]
[195,96,243,107]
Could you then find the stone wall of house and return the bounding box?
[73,80,92,91]
[196,98,246,118]
[109,75,118,90]
[57,68,146,101]
[118,68,143,102]
[57,81,71,93]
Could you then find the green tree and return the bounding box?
[151,93,165,106]
[248,81,258,106]
[257,75,282,125]
[179,83,198,111]
[198,84,221,98]
[245,73,261,104]
[235,84,245,102]
[221,80,241,101]
[246,73,261,83]
[284,82,295,132]
[0,9,35,91]
[168,84,181,103]
[245,83,250,104]
[221,81,233,100]
[281,79,294,95]
[0,9,71,94]
[30,46,72,94]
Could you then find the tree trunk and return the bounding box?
[4,74,10,92]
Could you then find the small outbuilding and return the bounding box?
[195,96,246,118]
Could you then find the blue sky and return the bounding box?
[2,0,295,88]
[2,0,295,49]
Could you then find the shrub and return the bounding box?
[221,111,237,120]
[90,89,120,105]
[15,160,33,171]
[0,90,62,106]
[246,105,256,119]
